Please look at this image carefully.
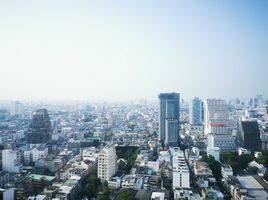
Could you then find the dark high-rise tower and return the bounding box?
[159,93,180,146]
[237,120,261,151]
[26,109,51,144]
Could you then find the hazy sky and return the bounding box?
[0,1,267,101]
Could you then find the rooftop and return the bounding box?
[28,174,55,182]
[237,176,263,189]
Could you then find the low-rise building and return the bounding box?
[226,176,268,200]
[248,161,267,176]
[143,175,163,191]
[238,147,250,156]
[57,176,82,200]
[150,192,165,200]
[221,164,233,179]
[174,189,200,200]
[194,161,213,178]
[108,172,125,189]
[201,187,224,200]
[121,175,143,190]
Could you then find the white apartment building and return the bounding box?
[24,145,48,164]
[172,147,190,190]
[2,150,22,173]
[98,144,117,182]
[204,99,229,135]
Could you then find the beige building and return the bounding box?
[98,144,117,181]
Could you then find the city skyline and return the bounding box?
[0,1,268,101]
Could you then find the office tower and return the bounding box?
[98,144,117,182]
[2,150,22,173]
[237,120,261,151]
[190,97,203,125]
[165,119,179,146]
[10,101,23,117]
[204,99,229,135]
[159,93,180,145]
[172,147,190,189]
[26,109,52,144]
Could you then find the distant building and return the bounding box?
[26,109,52,144]
[2,149,22,173]
[204,99,229,135]
[98,144,117,182]
[237,120,261,151]
[159,93,180,145]
[190,97,203,125]
[10,101,23,117]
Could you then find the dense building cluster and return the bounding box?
[0,94,267,199]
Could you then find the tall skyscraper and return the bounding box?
[26,109,52,144]
[98,144,117,182]
[159,93,180,146]
[237,120,262,151]
[189,97,203,125]
[204,99,229,135]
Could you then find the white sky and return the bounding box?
[0,1,267,101]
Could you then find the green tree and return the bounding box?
[220,152,254,174]
[97,194,107,200]
[201,155,222,180]
[264,170,268,182]
[116,190,135,200]
[248,166,258,174]
[82,170,101,198]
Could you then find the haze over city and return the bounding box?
[0,0,268,101]
[1,1,268,200]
